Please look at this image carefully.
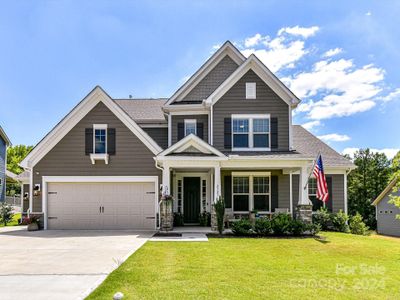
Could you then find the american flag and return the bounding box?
[313,155,329,202]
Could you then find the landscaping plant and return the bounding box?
[254,218,271,236]
[312,207,331,230]
[198,211,211,227]
[331,210,350,233]
[214,196,225,234]
[349,213,370,235]
[271,213,292,235]
[231,219,253,236]
[289,219,306,236]
[173,212,184,227]
[0,202,14,226]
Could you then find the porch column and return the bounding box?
[162,163,170,195]
[213,164,221,202]
[296,165,312,223]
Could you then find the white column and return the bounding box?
[20,184,24,214]
[162,163,170,196]
[214,164,221,202]
[298,165,310,205]
[289,171,293,215]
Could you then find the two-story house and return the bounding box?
[20,41,354,230]
[0,126,11,202]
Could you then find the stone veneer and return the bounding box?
[160,200,173,231]
[296,204,313,224]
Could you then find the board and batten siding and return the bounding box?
[171,114,209,145]
[213,70,290,152]
[143,127,168,150]
[180,55,239,103]
[0,137,6,202]
[32,102,160,212]
[377,190,400,237]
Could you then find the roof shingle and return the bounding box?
[114,99,167,123]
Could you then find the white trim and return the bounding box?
[138,123,168,128]
[289,171,293,215]
[289,107,293,150]
[206,54,300,107]
[20,86,162,169]
[168,109,209,115]
[42,176,159,230]
[184,119,197,137]
[29,168,33,214]
[165,41,245,106]
[210,105,213,144]
[90,153,109,164]
[0,126,11,146]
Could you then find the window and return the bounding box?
[0,178,2,186]
[232,173,271,212]
[232,115,270,150]
[308,177,324,211]
[184,119,196,136]
[246,82,256,99]
[93,124,107,154]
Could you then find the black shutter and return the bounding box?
[224,118,232,149]
[177,122,184,141]
[271,175,279,212]
[326,176,333,212]
[224,175,232,208]
[85,128,93,155]
[271,118,278,150]
[197,123,204,140]
[107,128,116,155]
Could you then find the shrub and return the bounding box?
[349,213,370,235]
[173,212,184,227]
[312,207,331,230]
[289,219,307,236]
[331,210,350,233]
[231,219,253,236]
[254,218,272,236]
[21,215,41,226]
[214,197,225,234]
[271,213,292,235]
[0,202,14,226]
[199,211,211,227]
[305,223,321,236]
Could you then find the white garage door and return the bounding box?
[47,182,156,230]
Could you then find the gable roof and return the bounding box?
[114,98,167,123]
[293,125,355,168]
[372,177,399,206]
[165,41,245,106]
[158,134,226,158]
[20,86,163,169]
[0,126,11,146]
[206,54,300,108]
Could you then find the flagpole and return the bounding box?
[303,150,321,190]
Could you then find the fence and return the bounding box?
[5,195,21,207]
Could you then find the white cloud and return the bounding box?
[244,33,263,47]
[278,25,319,38]
[323,48,343,57]
[302,120,321,130]
[366,11,372,16]
[318,133,351,142]
[343,148,400,159]
[378,88,400,102]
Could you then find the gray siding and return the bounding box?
[213,70,290,152]
[377,191,400,237]
[143,127,168,149]
[0,138,5,201]
[32,102,160,212]
[171,114,209,145]
[181,55,239,102]
[292,174,299,214]
[331,174,345,212]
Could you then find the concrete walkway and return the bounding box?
[0,226,153,300]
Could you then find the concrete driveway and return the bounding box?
[0,226,153,300]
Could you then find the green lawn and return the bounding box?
[0,213,21,227]
[87,232,400,300]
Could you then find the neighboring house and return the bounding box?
[0,126,11,202]
[20,41,355,230]
[372,178,400,237]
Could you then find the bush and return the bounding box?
[289,219,307,236]
[349,213,370,235]
[231,219,253,236]
[331,210,350,233]
[305,223,321,236]
[199,211,211,227]
[173,212,184,227]
[0,202,14,226]
[312,207,331,230]
[271,213,292,235]
[254,218,272,236]
[214,197,225,234]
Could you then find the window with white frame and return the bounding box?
[184,119,197,136]
[246,82,256,99]
[308,177,324,211]
[232,115,270,150]
[94,124,107,154]
[232,173,271,212]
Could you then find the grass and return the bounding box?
[87,232,400,300]
[0,213,21,227]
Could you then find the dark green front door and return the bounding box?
[183,177,201,224]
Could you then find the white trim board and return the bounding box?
[41,175,159,230]
[20,86,163,169]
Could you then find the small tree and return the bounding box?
[0,202,14,226]
[214,196,225,234]
[389,151,400,220]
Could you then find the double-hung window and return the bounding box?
[93,124,107,154]
[184,119,197,136]
[232,115,270,150]
[232,172,271,212]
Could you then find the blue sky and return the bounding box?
[1,1,399,158]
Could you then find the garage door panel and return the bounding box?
[47,181,156,230]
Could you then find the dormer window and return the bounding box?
[246,82,256,99]
[184,119,197,136]
[94,124,107,154]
